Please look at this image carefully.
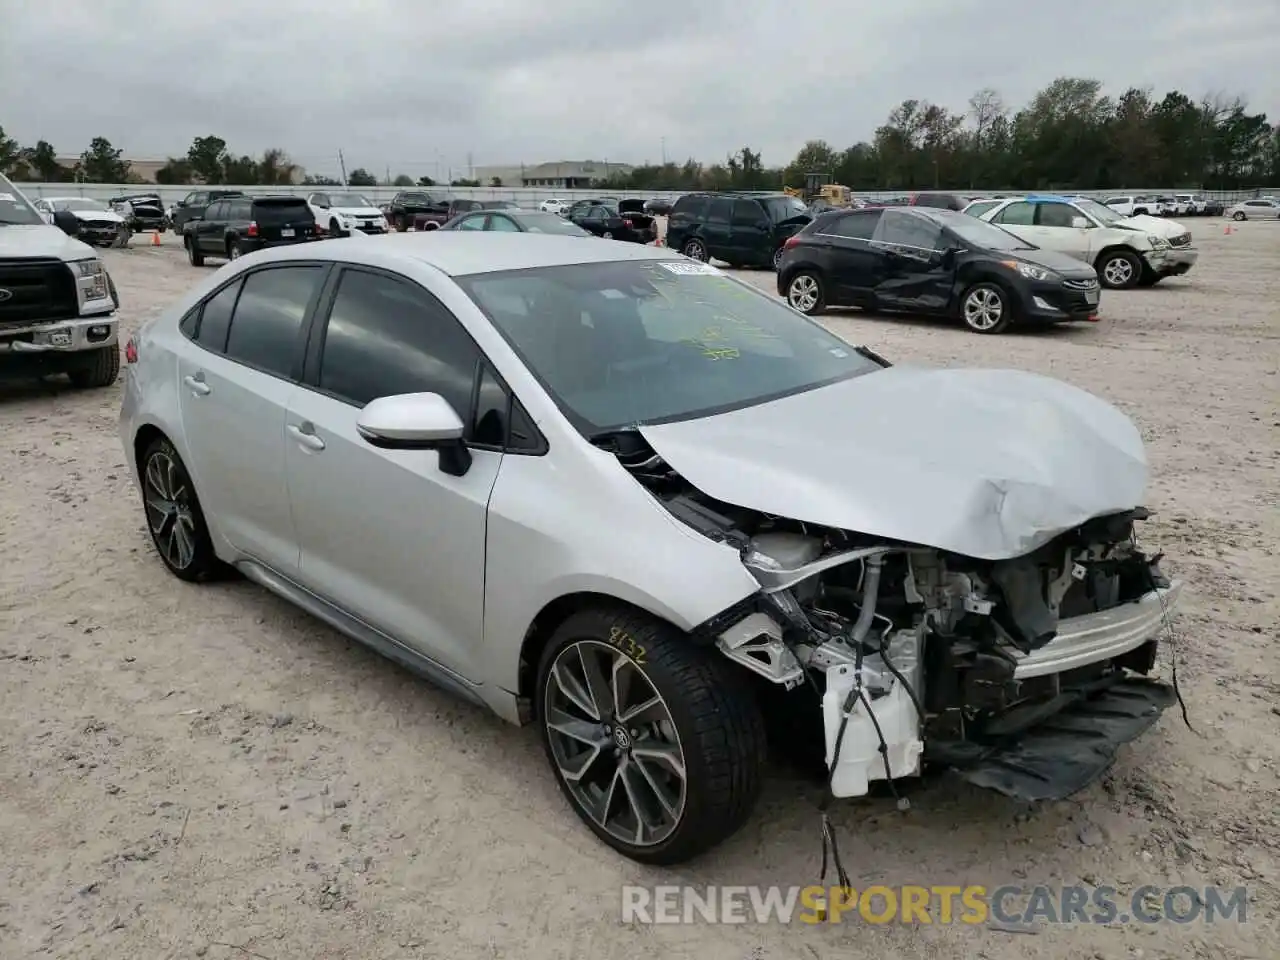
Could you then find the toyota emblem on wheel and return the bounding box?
[0,288,13,303]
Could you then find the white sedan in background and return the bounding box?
[1224,199,1280,221]
[539,198,571,215]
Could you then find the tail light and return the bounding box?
[623,218,634,227]
[125,337,138,364]
[247,221,259,237]
[783,235,801,249]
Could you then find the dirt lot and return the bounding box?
[1,224,1277,960]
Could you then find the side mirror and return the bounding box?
[356,392,471,476]
[52,209,81,237]
[1070,216,1091,229]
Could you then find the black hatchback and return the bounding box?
[183,195,317,266]
[777,206,1102,334]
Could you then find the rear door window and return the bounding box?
[707,198,733,223]
[992,201,1035,226]
[224,266,324,378]
[731,200,762,226]
[825,210,881,240]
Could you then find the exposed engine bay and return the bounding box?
[597,429,1182,803]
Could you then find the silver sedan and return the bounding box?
[120,233,1183,864]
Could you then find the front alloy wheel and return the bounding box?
[682,238,707,261]
[962,282,1011,333]
[536,608,765,864]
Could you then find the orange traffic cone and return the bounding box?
[151,231,161,246]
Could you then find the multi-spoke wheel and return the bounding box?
[139,437,221,582]
[961,281,1013,334]
[535,608,766,864]
[786,272,825,314]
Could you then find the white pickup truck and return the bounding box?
[974,195,1197,289]
[0,174,121,387]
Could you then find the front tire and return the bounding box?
[330,217,346,238]
[535,606,766,865]
[1097,249,1142,289]
[185,236,205,266]
[960,281,1013,334]
[67,344,120,389]
[139,438,222,582]
[786,271,825,315]
[396,214,409,232]
[771,246,784,271]
[1232,211,1246,221]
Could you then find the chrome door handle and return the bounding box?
[287,423,325,451]
[183,374,211,396]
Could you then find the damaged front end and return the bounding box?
[603,430,1183,803]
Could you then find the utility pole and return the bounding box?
[337,149,348,186]
[661,137,667,165]
[385,164,390,185]
[467,152,473,180]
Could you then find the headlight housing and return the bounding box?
[1009,261,1057,282]
[1147,235,1170,250]
[72,258,109,302]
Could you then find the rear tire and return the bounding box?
[227,239,242,260]
[682,238,708,261]
[535,606,766,865]
[1232,211,1246,221]
[138,437,224,583]
[330,217,346,238]
[786,271,826,315]
[185,236,204,266]
[67,345,120,389]
[771,246,784,271]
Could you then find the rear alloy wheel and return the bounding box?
[961,282,1012,334]
[771,246,784,271]
[786,272,825,315]
[1097,250,1142,289]
[602,230,614,240]
[682,238,707,261]
[1232,211,1246,221]
[140,438,222,582]
[227,239,242,261]
[536,607,766,864]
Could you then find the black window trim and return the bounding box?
[298,263,548,457]
[179,261,334,384]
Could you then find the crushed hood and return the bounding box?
[1118,214,1185,238]
[72,208,125,224]
[638,366,1148,561]
[0,224,98,261]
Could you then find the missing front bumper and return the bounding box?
[929,676,1175,802]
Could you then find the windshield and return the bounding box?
[0,175,47,225]
[516,212,591,235]
[1072,198,1124,225]
[455,260,881,433]
[329,193,373,207]
[766,196,808,221]
[56,198,109,212]
[941,214,1036,252]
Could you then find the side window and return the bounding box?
[455,214,486,231]
[993,202,1035,226]
[194,280,242,352]
[1036,203,1077,228]
[731,200,760,226]
[872,211,943,255]
[708,198,733,223]
[189,192,207,206]
[313,193,329,207]
[674,195,709,220]
[487,215,521,233]
[207,201,227,221]
[827,211,881,240]
[586,205,607,221]
[224,266,323,377]
[317,268,480,416]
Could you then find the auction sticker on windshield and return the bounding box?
[659,261,723,276]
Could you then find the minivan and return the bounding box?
[664,192,811,270]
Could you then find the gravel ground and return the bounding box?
[1,223,1277,960]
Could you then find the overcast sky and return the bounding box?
[2,0,1276,180]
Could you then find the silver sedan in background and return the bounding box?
[119,234,1182,864]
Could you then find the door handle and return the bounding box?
[183,374,211,396]
[287,423,326,451]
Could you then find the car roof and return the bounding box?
[255,231,685,277]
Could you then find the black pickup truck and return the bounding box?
[384,191,451,232]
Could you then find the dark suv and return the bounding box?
[183,195,316,266]
[170,189,246,234]
[664,191,810,270]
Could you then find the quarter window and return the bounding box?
[317,268,480,415]
[826,211,881,240]
[224,266,323,378]
[195,280,242,352]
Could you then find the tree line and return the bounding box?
[3,78,1276,192]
